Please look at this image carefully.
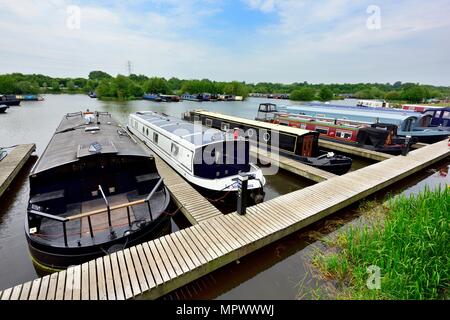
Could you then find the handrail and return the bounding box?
[146,178,163,202]
[28,178,165,246]
[98,185,111,227]
[29,209,67,222]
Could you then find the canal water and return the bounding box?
[0,95,448,297]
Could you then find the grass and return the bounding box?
[311,187,449,300]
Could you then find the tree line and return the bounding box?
[0,71,448,103]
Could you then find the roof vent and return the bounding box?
[85,126,100,132]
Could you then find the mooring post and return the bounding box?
[402,135,412,156]
[237,173,248,215]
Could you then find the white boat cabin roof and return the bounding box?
[192,110,313,137]
[131,111,245,148]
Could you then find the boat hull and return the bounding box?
[0,99,20,106]
[0,105,8,113]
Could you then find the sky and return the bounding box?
[0,0,449,85]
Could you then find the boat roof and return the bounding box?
[131,111,240,147]
[192,110,313,136]
[285,104,419,123]
[32,112,150,175]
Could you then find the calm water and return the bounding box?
[0,95,448,298]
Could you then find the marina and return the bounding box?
[0,94,448,300]
[1,139,448,300]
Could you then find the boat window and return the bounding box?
[153,132,159,144]
[142,126,145,134]
[146,128,149,136]
[206,119,213,127]
[247,128,255,137]
[171,143,179,156]
[263,131,271,142]
[443,111,450,119]
[194,115,200,122]
[315,126,329,134]
[336,131,352,139]
[221,122,230,131]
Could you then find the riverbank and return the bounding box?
[311,187,449,300]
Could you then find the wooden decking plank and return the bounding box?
[119,249,139,297]
[72,265,81,300]
[36,275,50,300]
[165,235,194,272]
[177,229,209,264]
[19,281,32,300]
[129,246,149,293]
[88,260,98,300]
[135,244,156,289]
[226,213,262,241]
[110,252,125,300]
[147,240,172,282]
[184,227,216,261]
[217,216,253,245]
[81,262,90,300]
[95,258,107,300]
[116,250,133,299]
[203,220,240,251]
[157,237,184,277]
[55,270,66,300]
[103,255,116,300]
[64,267,74,300]
[28,278,42,300]
[1,287,12,300]
[173,231,202,268]
[142,242,165,285]
[46,272,58,300]
[10,285,22,300]
[209,217,247,247]
[195,224,228,256]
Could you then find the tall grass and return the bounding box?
[312,187,449,299]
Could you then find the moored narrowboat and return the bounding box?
[26,111,171,269]
[0,95,21,106]
[284,103,450,143]
[128,111,266,204]
[182,110,353,175]
[256,103,413,155]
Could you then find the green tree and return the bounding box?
[67,80,76,92]
[144,77,170,94]
[88,71,112,81]
[402,86,427,103]
[223,81,249,98]
[290,87,316,101]
[51,80,61,92]
[0,75,17,93]
[384,91,402,101]
[319,87,333,101]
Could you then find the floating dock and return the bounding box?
[250,146,336,182]
[0,144,36,198]
[318,139,393,161]
[153,155,223,225]
[1,139,449,300]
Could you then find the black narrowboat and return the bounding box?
[0,95,21,106]
[182,110,352,175]
[26,111,171,269]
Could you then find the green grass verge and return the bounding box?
[312,187,449,300]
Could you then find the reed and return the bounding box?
[312,187,449,299]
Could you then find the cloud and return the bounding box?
[0,0,448,85]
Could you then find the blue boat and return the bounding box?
[282,104,450,143]
[181,93,202,102]
[143,93,162,102]
[88,92,97,98]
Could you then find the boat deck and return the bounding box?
[1,139,448,300]
[318,139,393,161]
[36,191,167,247]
